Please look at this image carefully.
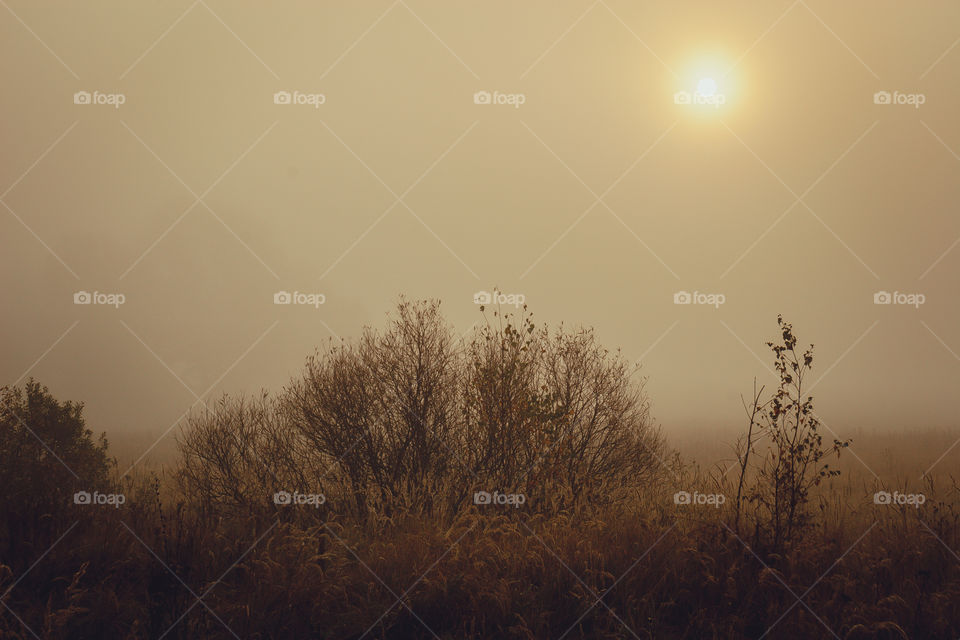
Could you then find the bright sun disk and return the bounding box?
[697,77,718,96]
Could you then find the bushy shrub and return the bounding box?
[183,299,663,520]
[0,380,113,554]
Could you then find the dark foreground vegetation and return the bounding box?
[1,301,958,639]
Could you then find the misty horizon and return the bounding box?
[4,3,960,457]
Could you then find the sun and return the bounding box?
[697,77,718,96]
[673,54,739,114]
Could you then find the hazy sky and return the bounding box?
[2,1,959,461]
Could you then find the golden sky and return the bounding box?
[2,1,959,457]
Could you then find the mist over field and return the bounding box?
[2,2,960,638]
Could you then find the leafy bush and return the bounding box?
[0,380,113,554]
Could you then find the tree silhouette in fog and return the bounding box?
[179,299,664,520]
[0,381,112,555]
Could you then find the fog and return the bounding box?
[3,1,959,463]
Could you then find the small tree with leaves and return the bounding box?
[0,381,114,556]
[734,316,850,550]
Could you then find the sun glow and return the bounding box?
[674,54,740,114]
[697,77,718,96]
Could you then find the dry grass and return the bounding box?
[2,437,960,639]
[3,313,959,638]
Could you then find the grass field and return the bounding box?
[3,307,959,639]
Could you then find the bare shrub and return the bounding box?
[177,392,304,518]
[461,306,662,510]
[281,298,663,516]
[286,299,461,517]
[458,307,545,499]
